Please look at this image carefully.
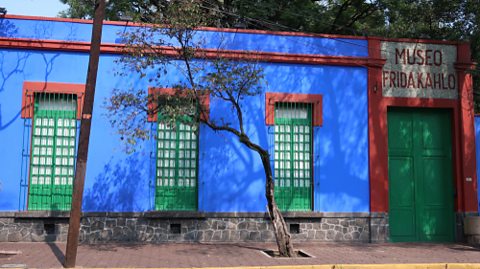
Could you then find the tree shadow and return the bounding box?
[83,243,148,252]
[339,242,480,252]
[448,244,480,252]
[200,91,270,212]
[259,62,369,212]
[46,242,65,265]
[0,18,18,37]
[83,152,149,212]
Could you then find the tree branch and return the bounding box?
[330,0,352,32]
[223,89,245,134]
[201,118,242,137]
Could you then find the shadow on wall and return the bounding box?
[199,91,269,212]
[262,63,369,212]
[83,152,149,212]
[0,51,30,131]
[205,31,368,57]
[0,50,65,131]
[199,62,370,212]
[0,18,18,38]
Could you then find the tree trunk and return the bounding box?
[259,152,296,257]
[203,123,295,257]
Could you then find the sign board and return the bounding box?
[381,41,458,99]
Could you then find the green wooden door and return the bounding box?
[274,102,313,211]
[388,108,455,242]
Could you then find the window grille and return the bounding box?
[27,93,77,211]
[155,115,198,211]
[274,102,313,211]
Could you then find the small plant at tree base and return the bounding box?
[106,0,295,257]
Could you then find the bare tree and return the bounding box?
[106,0,295,257]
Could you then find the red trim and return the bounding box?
[368,38,479,213]
[3,14,367,40]
[0,37,383,67]
[265,92,323,126]
[147,88,210,122]
[0,38,120,53]
[369,36,467,46]
[368,37,388,212]
[4,14,101,25]
[456,43,478,212]
[21,81,86,120]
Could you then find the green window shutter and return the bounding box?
[28,93,77,211]
[274,102,313,211]
[155,115,198,211]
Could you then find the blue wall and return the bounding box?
[0,17,369,213]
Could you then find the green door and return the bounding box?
[274,102,313,211]
[388,108,455,242]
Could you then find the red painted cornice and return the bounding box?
[0,37,383,67]
[370,36,467,46]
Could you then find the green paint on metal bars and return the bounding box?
[155,114,198,211]
[28,93,77,211]
[274,102,313,211]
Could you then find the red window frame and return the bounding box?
[147,87,210,122]
[21,81,86,120]
[265,92,323,126]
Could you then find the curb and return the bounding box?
[9,264,480,269]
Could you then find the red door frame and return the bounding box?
[368,38,479,213]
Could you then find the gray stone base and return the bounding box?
[462,214,480,247]
[0,217,69,242]
[466,235,480,246]
[0,212,389,243]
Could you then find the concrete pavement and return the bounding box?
[1,242,480,268]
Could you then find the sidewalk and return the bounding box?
[1,242,480,268]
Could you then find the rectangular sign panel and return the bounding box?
[381,42,458,99]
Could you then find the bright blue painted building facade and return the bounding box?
[0,16,369,213]
[1,15,479,244]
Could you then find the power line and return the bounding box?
[198,1,421,62]
[133,1,478,75]
[199,0,479,78]
[198,3,374,66]
[200,1,377,51]
[204,0,375,36]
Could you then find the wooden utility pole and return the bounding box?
[64,0,105,267]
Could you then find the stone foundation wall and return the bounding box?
[0,212,389,243]
[0,217,69,242]
[463,214,480,247]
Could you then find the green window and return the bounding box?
[155,115,198,211]
[28,93,77,211]
[274,102,313,211]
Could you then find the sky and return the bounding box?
[1,0,68,17]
